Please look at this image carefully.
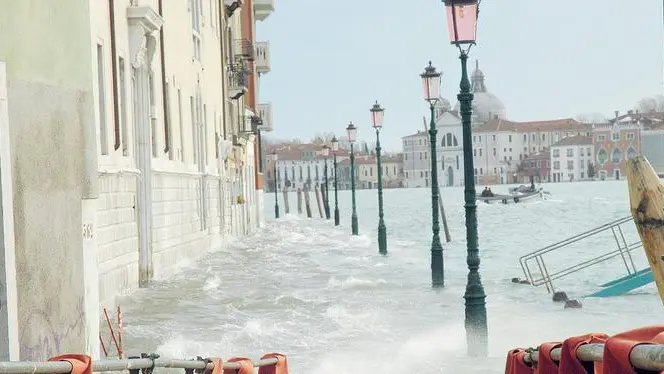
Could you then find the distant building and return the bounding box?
[518,150,550,183]
[592,111,641,180]
[402,131,430,188]
[550,136,594,182]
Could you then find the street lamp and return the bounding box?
[370,101,387,255]
[420,61,444,288]
[443,0,487,357]
[272,151,279,219]
[321,145,331,220]
[331,136,340,226]
[346,122,359,235]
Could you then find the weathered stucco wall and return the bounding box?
[0,0,98,360]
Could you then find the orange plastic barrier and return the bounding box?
[505,348,534,374]
[603,326,664,374]
[535,342,561,374]
[559,333,608,374]
[205,357,224,374]
[258,353,288,374]
[48,354,92,374]
[223,357,254,374]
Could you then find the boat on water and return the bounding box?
[477,184,551,204]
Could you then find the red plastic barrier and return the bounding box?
[223,357,254,374]
[48,354,92,374]
[505,348,534,374]
[559,333,608,374]
[258,353,288,374]
[535,342,561,374]
[603,326,664,374]
[205,357,223,374]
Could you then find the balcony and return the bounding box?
[257,103,273,132]
[253,0,274,21]
[234,39,254,61]
[254,41,270,74]
[228,65,248,100]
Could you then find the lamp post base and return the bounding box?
[275,204,279,219]
[351,213,358,236]
[378,222,387,255]
[334,208,340,226]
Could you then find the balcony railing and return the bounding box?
[253,0,274,21]
[234,39,254,61]
[257,103,273,132]
[254,41,270,74]
[228,65,248,100]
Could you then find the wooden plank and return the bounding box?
[626,156,664,306]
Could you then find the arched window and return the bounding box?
[443,133,459,147]
[611,148,622,164]
[626,147,637,160]
[597,149,607,165]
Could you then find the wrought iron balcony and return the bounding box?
[254,41,270,74]
[224,0,242,16]
[253,0,274,21]
[257,103,273,132]
[228,65,248,100]
[234,39,255,61]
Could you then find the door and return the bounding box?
[447,166,454,186]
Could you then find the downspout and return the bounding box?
[219,1,228,139]
[109,0,121,151]
[158,0,170,154]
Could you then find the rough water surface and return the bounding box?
[118,181,661,373]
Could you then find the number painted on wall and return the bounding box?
[82,223,94,240]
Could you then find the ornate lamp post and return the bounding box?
[322,145,331,220]
[331,136,340,226]
[443,0,487,357]
[346,122,359,235]
[370,101,387,255]
[420,61,444,288]
[272,151,279,219]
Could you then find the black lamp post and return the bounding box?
[272,151,279,219]
[443,0,487,357]
[322,145,331,220]
[347,122,359,235]
[370,101,387,255]
[331,136,340,226]
[420,61,444,288]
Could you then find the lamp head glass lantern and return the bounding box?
[420,61,442,102]
[331,136,339,152]
[321,145,330,157]
[346,122,357,144]
[370,100,385,130]
[444,0,479,45]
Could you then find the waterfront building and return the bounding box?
[550,136,594,182]
[0,0,274,359]
[592,112,641,180]
[518,150,551,183]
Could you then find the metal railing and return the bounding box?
[523,343,664,371]
[0,354,280,373]
[518,215,641,293]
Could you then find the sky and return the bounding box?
[256,0,664,152]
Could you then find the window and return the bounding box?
[192,0,202,60]
[567,160,574,170]
[148,71,157,157]
[553,161,560,170]
[597,149,607,164]
[586,147,591,156]
[627,147,637,160]
[190,96,197,164]
[508,135,512,142]
[566,148,573,157]
[96,44,108,155]
[203,104,208,165]
[493,148,496,156]
[177,89,184,161]
[552,149,559,157]
[118,56,129,156]
[164,82,173,160]
[612,132,620,141]
[627,132,635,140]
[611,148,622,163]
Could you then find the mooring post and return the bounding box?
[315,185,324,218]
[439,198,452,243]
[304,187,312,218]
[297,188,303,215]
[626,156,664,306]
[282,187,290,214]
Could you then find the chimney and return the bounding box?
[614,110,619,118]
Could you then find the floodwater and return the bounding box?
[118,181,662,373]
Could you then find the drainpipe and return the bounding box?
[158,0,170,154]
[109,0,120,152]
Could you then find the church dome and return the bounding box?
[453,60,506,125]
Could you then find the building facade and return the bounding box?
[518,150,550,183]
[402,131,430,188]
[592,119,640,180]
[550,136,594,182]
[0,0,275,360]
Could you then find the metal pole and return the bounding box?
[333,152,340,226]
[459,50,488,357]
[429,102,444,287]
[324,158,331,219]
[274,160,279,219]
[350,143,359,235]
[376,129,387,255]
